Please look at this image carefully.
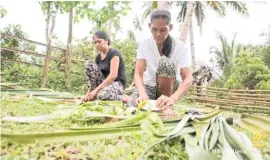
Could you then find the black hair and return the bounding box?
[150,9,171,24]
[162,35,172,57]
[150,9,173,57]
[93,31,111,46]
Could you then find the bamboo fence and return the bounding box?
[189,86,270,112]
[2,34,65,51]
[1,34,87,65]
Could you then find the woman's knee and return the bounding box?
[156,57,175,78]
[85,61,99,71]
[157,77,175,97]
[96,86,119,100]
[96,89,110,100]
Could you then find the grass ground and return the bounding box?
[1,96,269,160]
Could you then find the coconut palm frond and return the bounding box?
[206,1,226,17]
[141,1,158,22]
[224,1,249,17]
[231,32,239,59]
[176,1,187,22]
[194,2,205,35]
[218,33,230,65]
[209,46,225,68]
[210,32,240,72]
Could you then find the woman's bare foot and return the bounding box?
[122,95,130,103]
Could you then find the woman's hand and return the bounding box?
[81,90,98,102]
[156,95,177,110]
[135,93,149,105]
[160,107,176,117]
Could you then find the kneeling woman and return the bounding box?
[81,31,126,102]
[126,9,193,115]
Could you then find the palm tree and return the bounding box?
[141,1,173,22]
[209,32,241,78]
[0,6,7,18]
[176,1,249,69]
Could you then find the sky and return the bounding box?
[1,0,270,65]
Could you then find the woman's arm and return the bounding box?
[135,59,146,95]
[170,67,193,100]
[93,56,120,93]
[134,59,149,104]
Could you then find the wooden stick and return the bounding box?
[193,96,270,106]
[193,96,270,108]
[2,46,58,59]
[191,93,270,102]
[192,86,270,93]
[1,58,43,67]
[203,104,270,114]
[230,89,270,93]
[128,81,135,88]
[1,47,86,63]
[190,88,270,97]
[2,33,65,51]
[228,96,270,102]
[193,86,229,91]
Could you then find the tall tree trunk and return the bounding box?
[189,18,196,70]
[41,5,56,88]
[107,18,113,39]
[158,1,165,9]
[45,2,51,44]
[107,2,114,39]
[65,7,73,91]
[41,39,52,88]
[49,13,56,36]
[268,25,270,44]
[179,1,195,43]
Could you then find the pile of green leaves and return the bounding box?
[1,99,125,134]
